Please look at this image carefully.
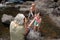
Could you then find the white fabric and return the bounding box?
[10,13,25,40]
[14,13,25,25]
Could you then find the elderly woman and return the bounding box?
[10,13,25,40]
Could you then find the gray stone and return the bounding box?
[1,14,14,25]
[48,2,56,8]
[27,30,41,40]
[19,8,29,11]
[0,4,6,7]
[49,13,60,27]
[52,7,60,16]
[56,0,60,6]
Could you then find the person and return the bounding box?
[24,15,29,36]
[28,12,42,32]
[28,3,37,20]
[31,3,36,15]
[10,14,25,40]
[28,7,34,19]
[28,2,40,22]
[34,13,42,31]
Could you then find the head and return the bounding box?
[14,13,25,24]
[37,12,41,18]
[25,15,28,19]
[31,3,36,7]
[37,12,42,16]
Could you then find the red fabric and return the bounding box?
[35,16,41,23]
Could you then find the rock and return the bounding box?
[52,7,60,16]
[19,8,29,15]
[35,0,59,8]
[5,2,13,4]
[15,4,20,8]
[49,13,60,27]
[56,0,60,7]
[27,30,41,40]
[19,8,29,11]
[44,0,58,8]
[0,4,6,7]
[7,0,24,3]
[23,1,33,5]
[1,14,14,25]
[48,2,56,8]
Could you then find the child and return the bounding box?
[34,13,42,31]
[28,12,42,32]
[24,16,29,36]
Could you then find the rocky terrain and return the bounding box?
[35,0,60,27]
[0,0,60,40]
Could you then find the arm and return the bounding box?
[24,18,28,29]
[28,18,35,27]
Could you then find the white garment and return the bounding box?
[10,13,25,40]
[10,21,25,40]
[14,13,25,25]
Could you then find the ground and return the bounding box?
[0,1,60,40]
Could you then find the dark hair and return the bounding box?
[37,12,42,16]
[25,15,28,18]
